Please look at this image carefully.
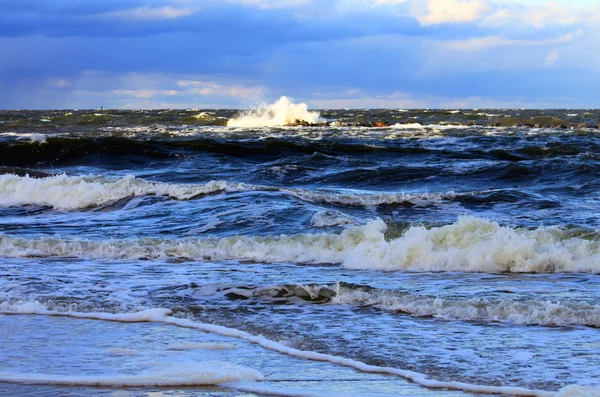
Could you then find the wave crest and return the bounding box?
[0,174,462,210]
[0,174,249,210]
[1,217,600,274]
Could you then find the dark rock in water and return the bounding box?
[285,120,329,127]
[488,122,500,127]
[293,285,313,300]
[577,121,598,129]
[224,291,251,300]
[316,287,337,300]
[293,119,310,127]
[274,287,290,297]
[557,124,568,129]
[292,285,337,302]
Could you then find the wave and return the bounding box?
[0,132,48,143]
[391,123,477,131]
[0,136,437,166]
[0,136,174,166]
[227,96,322,127]
[1,216,600,274]
[288,187,457,206]
[0,174,463,210]
[331,284,600,327]
[186,282,600,327]
[0,302,583,397]
[1,132,597,169]
[0,174,250,210]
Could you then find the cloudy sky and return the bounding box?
[1,0,599,109]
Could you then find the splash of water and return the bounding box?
[227,96,322,127]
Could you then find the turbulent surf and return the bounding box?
[1,102,600,396]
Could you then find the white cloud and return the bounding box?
[411,0,492,25]
[444,31,577,51]
[482,2,579,28]
[224,0,310,9]
[544,49,560,67]
[373,0,600,28]
[101,6,197,21]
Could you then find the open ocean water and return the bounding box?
[1,100,600,396]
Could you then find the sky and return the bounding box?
[1,0,599,109]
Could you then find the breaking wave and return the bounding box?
[0,174,250,210]
[227,96,322,127]
[2,217,600,274]
[0,174,460,210]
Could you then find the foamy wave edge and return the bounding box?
[2,216,600,274]
[330,284,600,327]
[2,301,592,397]
[0,174,458,210]
[0,363,263,387]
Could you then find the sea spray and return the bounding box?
[227,96,322,127]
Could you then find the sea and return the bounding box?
[1,97,600,397]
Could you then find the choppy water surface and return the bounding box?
[1,104,600,396]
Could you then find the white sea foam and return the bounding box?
[0,303,566,396]
[168,342,237,351]
[106,348,139,356]
[289,188,456,206]
[1,216,600,274]
[390,123,476,131]
[227,96,322,127]
[391,123,426,129]
[0,132,48,143]
[0,361,263,386]
[555,385,600,397]
[331,285,600,327]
